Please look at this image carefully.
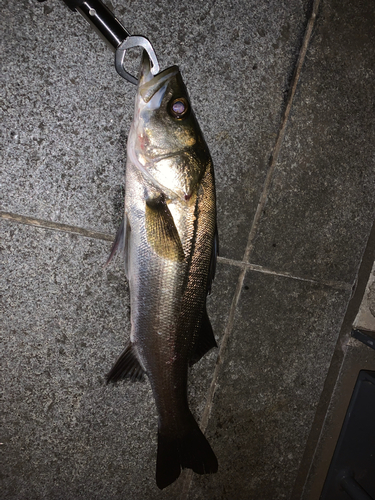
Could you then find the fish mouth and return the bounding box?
[138,52,179,103]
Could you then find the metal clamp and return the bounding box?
[60,0,160,85]
[115,36,159,85]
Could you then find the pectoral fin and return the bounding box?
[189,307,217,366]
[145,196,185,262]
[105,215,131,276]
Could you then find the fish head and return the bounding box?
[128,51,211,202]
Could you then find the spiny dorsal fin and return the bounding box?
[106,343,145,383]
[145,195,185,262]
[189,307,217,366]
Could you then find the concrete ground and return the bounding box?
[1,0,375,499]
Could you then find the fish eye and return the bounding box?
[169,97,189,119]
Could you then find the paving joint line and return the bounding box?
[217,256,351,290]
[0,211,114,242]
[1,210,350,291]
[243,0,320,263]
[179,1,321,497]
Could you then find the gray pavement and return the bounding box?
[1,0,375,499]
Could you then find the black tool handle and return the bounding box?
[61,0,130,51]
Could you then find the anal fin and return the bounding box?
[189,307,217,366]
[106,343,145,383]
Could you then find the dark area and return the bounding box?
[320,371,375,500]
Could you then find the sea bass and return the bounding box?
[107,51,218,489]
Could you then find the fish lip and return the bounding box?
[139,65,179,103]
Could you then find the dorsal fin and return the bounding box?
[207,226,219,294]
[189,307,217,366]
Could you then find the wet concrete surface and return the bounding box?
[1,0,375,498]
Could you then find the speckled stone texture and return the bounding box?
[1,222,237,499]
[1,0,310,260]
[188,272,350,500]
[2,0,375,498]
[250,0,375,282]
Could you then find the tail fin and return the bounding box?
[156,419,218,489]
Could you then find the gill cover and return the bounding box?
[130,52,211,201]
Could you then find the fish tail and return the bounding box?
[156,417,218,489]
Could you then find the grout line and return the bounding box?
[0,211,114,242]
[217,256,351,291]
[179,1,321,498]
[179,268,248,499]
[1,210,350,291]
[201,267,247,432]
[243,0,320,263]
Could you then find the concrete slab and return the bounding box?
[250,0,375,283]
[1,0,134,234]
[0,220,237,499]
[188,270,350,500]
[1,0,310,260]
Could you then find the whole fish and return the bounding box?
[107,51,218,489]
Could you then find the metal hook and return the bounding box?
[115,36,160,85]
